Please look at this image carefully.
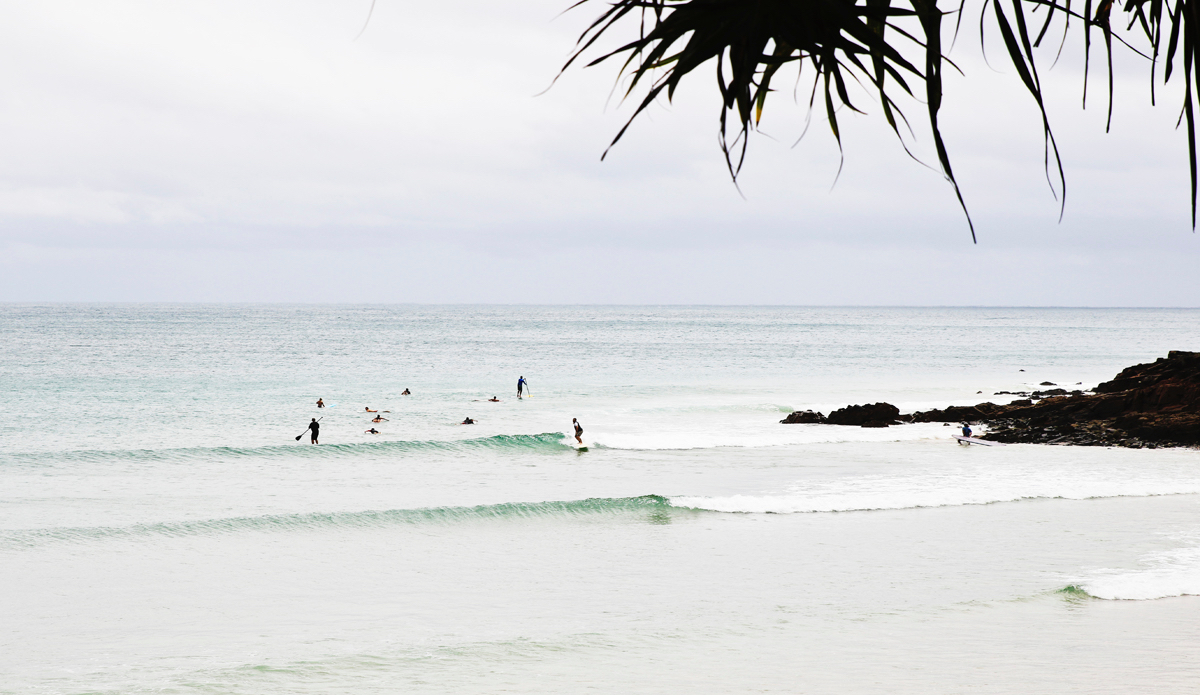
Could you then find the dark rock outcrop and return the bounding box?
[909,402,1005,423]
[910,351,1200,448]
[826,402,901,426]
[780,410,826,424]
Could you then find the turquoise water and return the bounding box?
[3,305,1200,693]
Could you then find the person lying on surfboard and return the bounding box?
[371,415,388,423]
[461,417,474,425]
[365,428,380,434]
[402,388,411,395]
[488,396,500,402]
[365,407,377,412]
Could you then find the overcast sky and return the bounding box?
[0,0,1195,305]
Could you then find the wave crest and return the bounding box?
[0,495,676,550]
[5,432,574,464]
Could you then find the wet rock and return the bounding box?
[1031,388,1068,398]
[780,410,826,424]
[826,402,901,426]
[779,351,1200,449]
[915,351,1200,448]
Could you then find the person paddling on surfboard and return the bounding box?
[573,418,583,444]
[517,376,527,398]
[307,418,320,444]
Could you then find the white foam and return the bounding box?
[1081,543,1200,600]
[669,471,1200,515]
[590,422,952,451]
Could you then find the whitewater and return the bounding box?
[2,304,1200,694]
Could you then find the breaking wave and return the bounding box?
[3,433,575,465]
[0,495,680,550]
[1072,541,1200,600]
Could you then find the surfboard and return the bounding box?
[954,435,1005,446]
[577,447,588,452]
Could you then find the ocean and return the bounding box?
[2,304,1199,693]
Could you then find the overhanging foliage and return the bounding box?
[560,0,1200,239]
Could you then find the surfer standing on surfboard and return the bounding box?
[573,418,583,444]
[517,376,527,398]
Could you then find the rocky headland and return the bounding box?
[779,351,1200,448]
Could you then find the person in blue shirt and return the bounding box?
[961,423,973,438]
[517,376,527,398]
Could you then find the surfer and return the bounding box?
[462,417,475,425]
[365,407,377,412]
[962,423,973,438]
[307,418,320,444]
[517,376,527,398]
[316,398,325,408]
[572,418,583,444]
[365,427,380,434]
[402,388,411,395]
[488,396,500,402]
[371,415,388,423]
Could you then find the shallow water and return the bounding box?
[2,305,1199,693]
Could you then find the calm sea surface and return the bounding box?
[2,305,1200,693]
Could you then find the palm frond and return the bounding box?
[560,0,1200,234]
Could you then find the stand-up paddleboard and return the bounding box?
[954,435,1004,446]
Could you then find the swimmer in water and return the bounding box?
[316,398,325,408]
[402,388,411,395]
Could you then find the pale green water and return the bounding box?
[2,305,1200,693]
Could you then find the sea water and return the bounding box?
[2,305,1199,693]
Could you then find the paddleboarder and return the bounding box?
[307,418,320,444]
[517,376,527,398]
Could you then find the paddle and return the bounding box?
[295,417,321,441]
